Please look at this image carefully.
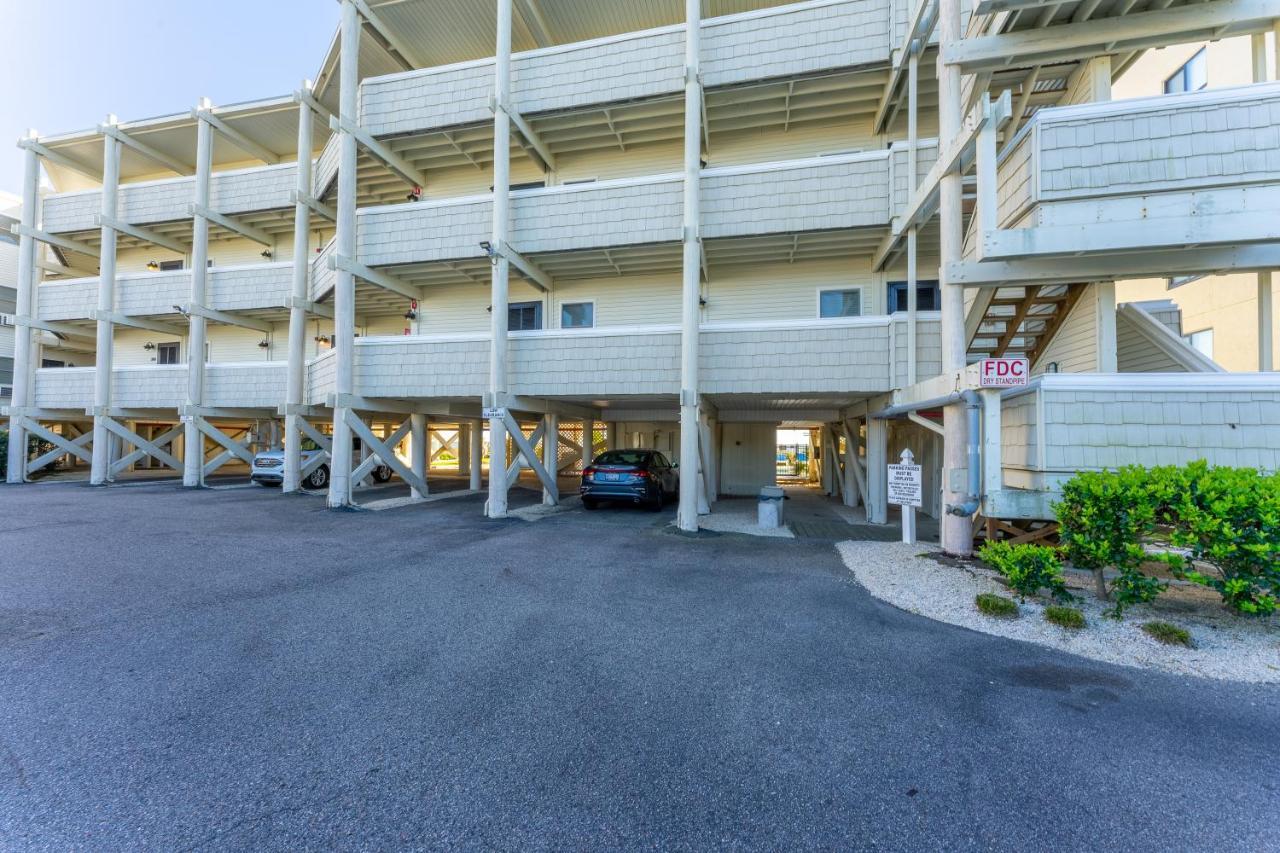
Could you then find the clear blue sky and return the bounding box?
[0,0,341,192]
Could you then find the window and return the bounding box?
[156,342,181,365]
[508,301,543,331]
[1164,48,1207,94]
[887,280,941,313]
[42,358,65,369]
[1183,328,1214,358]
[560,301,594,329]
[818,288,863,318]
[0,286,15,315]
[0,356,13,386]
[159,260,184,272]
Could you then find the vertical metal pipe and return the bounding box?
[183,104,214,487]
[328,0,360,508]
[6,139,40,483]
[938,0,971,554]
[90,126,121,485]
[676,0,703,532]
[285,86,315,492]
[487,0,514,518]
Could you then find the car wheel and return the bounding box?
[582,498,598,510]
[647,490,664,512]
[372,464,393,483]
[306,465,329,490]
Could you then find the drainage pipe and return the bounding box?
[872,389,983,517]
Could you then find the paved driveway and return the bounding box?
[0,483,1276,851]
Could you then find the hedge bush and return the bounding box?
[978,540,1071,602]
[1055,462,1280,617]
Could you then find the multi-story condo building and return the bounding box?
[5,0,1279,555]
[1,192,20,407]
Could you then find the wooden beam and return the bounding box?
[1026,284,1086,366]
[351,0,421,69]
[12,224,98,259]
[19,417,94,467]
[18,138,102,182]
[295,87,334,125]
[494,240,552,292]
[95,214,189,254]
[992,286,1041,357]
[502,410,558,501]
[36,258,97,278]
[183,304,274,334]
[329,115,427,189]
[288,296,334,319]
[330,253,421,300]
[945,0,1277,72]
[496,98,557,172]
[290,190,336,223]
[190,203,273,247]
[92,310,186,336]
[345,409,430,497]
[102,416,182,473]
[352,418,413,483]
[195,109,281,165]
[100,125,194,176]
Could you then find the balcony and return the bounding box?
[356,151,899,277]
[966,83,1280,282]
[304,315,941,403]
[32,363,287,413]
[41,163,299,236]
[359,0,895,141]
[37,263,294,321]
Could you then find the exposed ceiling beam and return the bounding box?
[190,203,274,247]
[493,240,552,292]
[18,138,102,182]
[331,253,422,301]
[95,214,189,255]
[195,109,281,165]
[351,0,420,69]
[945,0,1277,72]
[99,125,194,176]
[93,310,186,336]
[330,115,427,189]
[182,304,275,334]
[496,99,557,172]
[515,0,554,47]
[12,223,99,259]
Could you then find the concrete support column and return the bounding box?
[606,422,619,451]
[542,412,558,506]
[6,137,40,483]
[581,417,595,468]
[469,421,484,491]
[866,417,889,525]
[676,0,703,532]
[90,124,122,486]
[1094,281,1118,373]
[285,83,316,493]
[183,105,215,488]
[486,0,514,519]
[328,0,360,508]
[458,422,472,477]
[938,0,971,553]
[411,413,428,499]
[842,422,861,509]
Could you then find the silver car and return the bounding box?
[250,438,392,489]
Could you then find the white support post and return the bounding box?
[979,389,1002,507]
[6,135,40,483]
[458,422,472,477]
[90,123,122,486]
[938,0,971,554]
[285,83,316,493]
[470,421,484,491]
[581,417,595,467]
[906,49,919,387]
[607,422,619,451]
[487,0,514,519]
[411,413,428,499]
[328,0,360,508]
[183,103,214,488]
[899,449,917,545]
[866,417,889,525]
[1259,272,1274,372]
[841,420,861,509]
[696,411,712,514]
[676,0,703,533]
[1094,281,1118,373]
[542,412,558,506]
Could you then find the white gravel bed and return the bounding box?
[696,502,794,538]
[837,540,1280,684]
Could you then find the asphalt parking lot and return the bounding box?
[0,482,1276,851]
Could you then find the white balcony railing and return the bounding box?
[36,263,293,321]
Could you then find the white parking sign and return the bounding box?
[887,462,922,508]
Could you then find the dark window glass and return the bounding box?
[593,450,652,466]
[888,280,941,313]
[819,289,862,318]
[0,356,13,385]
[157,342,181,365]
[1164,48,1207,94]
[508,301,543,331]
[159,260,184,271]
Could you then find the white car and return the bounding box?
[250,438,392,489]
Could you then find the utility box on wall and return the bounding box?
[719,423,777,496]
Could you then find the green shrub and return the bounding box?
[1044,605,1086,630]
[1141,621,1193,647]
[1056,467,1169,616]
[978,540,1072,602]
[975,593,1019,619]
[1162,462,1280,617]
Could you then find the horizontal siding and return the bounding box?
[511,179,682,253]
[205,363,286,408]
[113,366,186,409]
[1037,86,1280,201]
[37,280,97,321]
[701,322,891,394]
[1116,313,1190,374]
[1040,386,1280,474]
[359,0,894,139]
[33,367,94,409]
[209,264,292,311]
[512,331,679,396]
[1033,286,1097,374]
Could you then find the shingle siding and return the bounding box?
[113,367,186,409]
[33,367,94,409]
[36,280,97,321]
[206,363,286,408]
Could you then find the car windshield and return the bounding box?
[593,450,650,466]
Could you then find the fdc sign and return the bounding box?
[978,357,1029,388]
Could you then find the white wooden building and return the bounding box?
[5,0,1279,553]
